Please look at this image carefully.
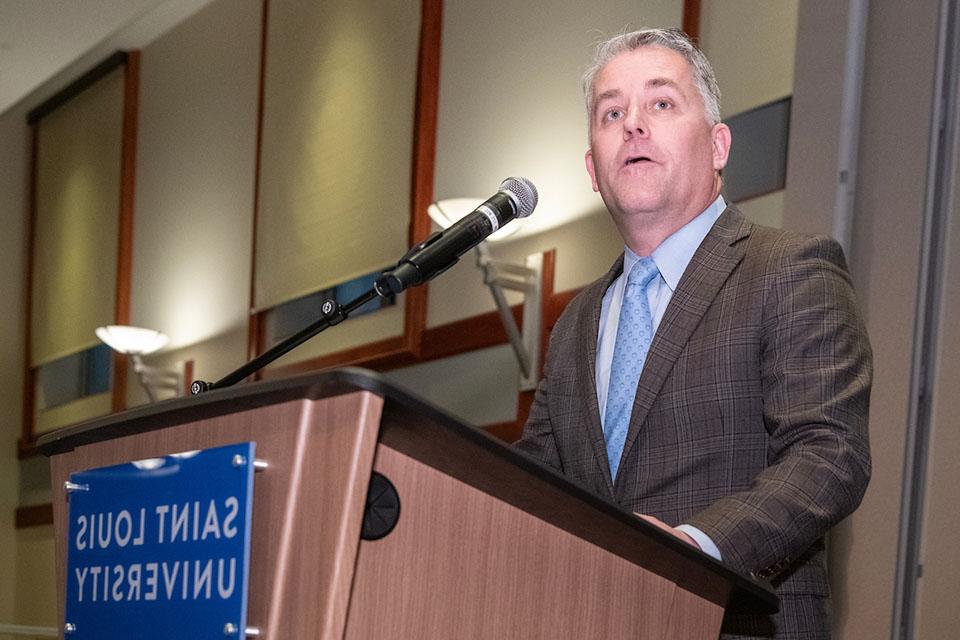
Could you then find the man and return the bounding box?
[515,28,872,639]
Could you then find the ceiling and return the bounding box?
[0,0,211,116]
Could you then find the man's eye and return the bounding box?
[604,109,624,121]
[654,100,672,110]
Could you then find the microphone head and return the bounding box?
[499,177,538,218]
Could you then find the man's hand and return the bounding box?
[635,513,701,550]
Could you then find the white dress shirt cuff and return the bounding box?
[676,524,722,561]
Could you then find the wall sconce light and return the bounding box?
[428,199,543,391]
[95,325,183,402]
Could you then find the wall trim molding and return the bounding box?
[26,51,128,124]
[14,503,53,529]
[683,0,702,41]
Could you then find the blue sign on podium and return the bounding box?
[64,442,256,639]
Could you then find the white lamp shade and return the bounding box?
[427,198,521,242]
[95,325,169,355]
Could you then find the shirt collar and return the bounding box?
[622,194,727,291]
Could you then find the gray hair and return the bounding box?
[581,28,722,125]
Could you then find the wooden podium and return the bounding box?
[39,368,776,639]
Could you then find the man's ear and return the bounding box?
[711,123,732,171]
[585,148,600,192]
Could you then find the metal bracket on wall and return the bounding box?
[474,244,542,392]
[131,353,184,402]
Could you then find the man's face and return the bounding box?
[585,46,730,226]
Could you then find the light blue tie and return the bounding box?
[604,256,659,480]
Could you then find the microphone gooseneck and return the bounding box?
[377,177,538,295]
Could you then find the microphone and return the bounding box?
[376,177,538,295]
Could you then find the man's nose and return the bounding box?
[622,109,647,138]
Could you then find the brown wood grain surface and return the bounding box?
[111,49,140,415]
[345,445,724,639]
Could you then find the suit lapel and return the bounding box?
[616,208,753,490]
[577,256,623,495]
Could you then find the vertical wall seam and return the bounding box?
[891,1,960,638]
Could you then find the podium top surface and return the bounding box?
[37,367,778,615]
[37,367,400,456]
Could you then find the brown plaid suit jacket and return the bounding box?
[515,207,872,639]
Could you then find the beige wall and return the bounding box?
[733,187,785,229]
[11,527,56,627]
[915,112,960,637]
[785,1,947,638]
[784,1,853,238]
[699,1,799,120]
[0,94,29,627]
[128,0,261,395]
[699,0,798,229]
[845,4,941,638]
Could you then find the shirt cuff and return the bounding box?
[676,524,722,561]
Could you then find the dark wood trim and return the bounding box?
[538,249,556,379]
[110,350,128,414]
[548,288,579,329]
[260,336,413,379]
[15,503,54,528]
[21,125,39,453]
[17,439,40,460]
[21,52,139,451]
[116,50,139,323]
[482,419,524,443]
[247,0,270,375]
[420,306,523,362]
[112,50,140,414]
[183,359,195,396]
[248,0,442,374]
[516,390,535,432]
[683,0,702,42]
[403,0,444,359]
[247,311,263,365]
[27,51,128,124]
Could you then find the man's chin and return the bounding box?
[609,196,666,219]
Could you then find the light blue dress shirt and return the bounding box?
[596,194,727,560]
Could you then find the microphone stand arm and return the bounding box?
[191,287,383,394]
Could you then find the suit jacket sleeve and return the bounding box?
[684,234,872,580]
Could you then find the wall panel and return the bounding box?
[699,0,798,229]
[915,126,960,638]
[31,70,123,367]
[131,0,262,395]
[785,2,942,638]
[255,0,420,310]
[0,98,30,629]
[698,1,798,119]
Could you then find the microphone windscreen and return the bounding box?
[500,177,538,218]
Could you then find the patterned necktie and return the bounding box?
[604,256,659,480]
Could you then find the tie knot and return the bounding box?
[626,256,659,289]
